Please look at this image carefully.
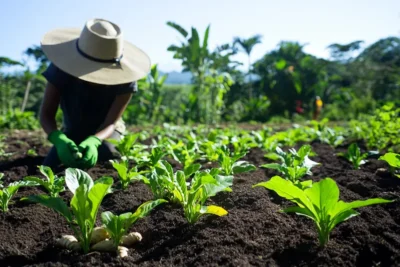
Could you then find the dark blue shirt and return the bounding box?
[42,63,136,138]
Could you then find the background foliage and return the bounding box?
[1,23,399,129]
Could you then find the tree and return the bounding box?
[0,57,23,68]
[167,22,233,124]
[233,34,262,98]
[327,40,364,62]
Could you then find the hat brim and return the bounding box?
[41,28,151,85]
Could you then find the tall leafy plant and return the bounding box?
[166,22,233,124]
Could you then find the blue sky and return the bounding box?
[1,0,399,72]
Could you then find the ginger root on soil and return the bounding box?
[121,232,142,247]
[91,226,109,244]
[56,235,81,251]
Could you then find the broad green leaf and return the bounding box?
[173,171,187,203]
[101,211,116,226]
[232,161,257,174]
[111,160,128,181]
[71,184,90,230]
[66,168,93,194]
[39,165,54,184]
[254,176,315,213]
[296,167,308,178]
[261,163,283,171]
[5,183,23,197]
[304,178,339,221]
[200,205,228,217]
[283,206,315,220]
[23,176,48,190]
[88,178,113,223]
[264,153,280,161]
[129,199,167,225]
[204,174,233,197]
[157,160,174,179]
[297,145,311,159]
[24,195,73,222]
[379,153,400,168]
[328,209,359,232]
[184,164,201,177]
[300,180,313,189]
[101,211,122,243]
[331,198,393,219]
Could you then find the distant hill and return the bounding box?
[159,70,259,84]
[160,71,192,84]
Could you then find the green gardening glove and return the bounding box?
[48,130,81,167]
[78,136,102,169]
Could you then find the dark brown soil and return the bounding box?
[0,132,399,267]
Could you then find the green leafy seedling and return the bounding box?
[338,143,368,169]
[254,176,393,246]
[107,133,140,157]
[110,157,147,189]
[146,160,201,202]
[24,168,113,253]
[261,145,319,186]
[0,173,36,212]
[217,146,256,175]
[24,165,65,197]
[101,199,167,249]
[173,170,232,224]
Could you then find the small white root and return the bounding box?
[91,226,110,244]
[121,232,142,247]
[91,239,115,252]
[118,246,129,258]
[56,235,81,251]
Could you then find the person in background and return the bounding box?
[313,96,323,121]
[39,18,151,169]
[295,100,304,115]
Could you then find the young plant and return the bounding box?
[107,133,140,157]
[261,145,319,186]
[24,168,113,253]
[379,152,400,178]
[338,143,368,169]
[98,199,167,254]
[0,173,35,212]
[137,146,168,170]
[23,165,65,197]
[230,135,258,155]
[217,146,256,175]
[169,141,201,171]
[146,160,201,202]
[110,157,146,189]
[173,169,232,224]
[199,140,221,162]
[254,176,393,246]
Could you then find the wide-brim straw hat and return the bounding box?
[41,18,151,85]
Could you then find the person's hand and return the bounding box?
[48,130,80,167]
[78,136,102,169]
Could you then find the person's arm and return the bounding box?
[94,92,132,140]
[40,82,81,167]
[40,82,61,135]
